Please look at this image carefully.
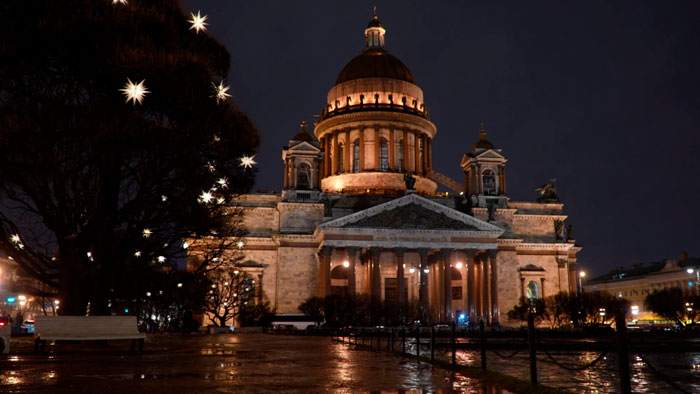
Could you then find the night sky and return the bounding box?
[183,0,700,277]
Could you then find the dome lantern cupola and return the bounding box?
[364,13,386,49]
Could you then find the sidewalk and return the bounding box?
[0,334,511,393]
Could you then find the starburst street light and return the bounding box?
[239,155,257,169]
[213,81,231,103]
[142,228,152,238]
[236,241,245,249]
[10,234,20,244]
[189,11,208,34]
[120,78,149,105]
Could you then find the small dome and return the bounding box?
[335,48,416,85]
[292,121,314,142]
[367,15,384,29]
[471,129,495,151]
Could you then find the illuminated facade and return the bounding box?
[226,15,581,325]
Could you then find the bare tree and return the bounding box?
[203,266,256,327]
[0,0,260,315]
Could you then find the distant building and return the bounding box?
[199,14,582,325]
[584,255,700,321]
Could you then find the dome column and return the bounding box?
[389,128,395,171]
[402,129,409,172]
[359,128,366,171]
[331,131,339,176]
[344,129,351,173]
[427,137,432,172]
[413,131,420,175]
[373,127,380,171]
[283,159,289,189]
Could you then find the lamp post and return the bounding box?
[687,268,700,295]
[578,271,586,295]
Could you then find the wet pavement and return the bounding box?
[0,334,513,393]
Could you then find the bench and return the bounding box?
[34,316,146,353]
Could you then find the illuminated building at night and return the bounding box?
[221,15,581,325]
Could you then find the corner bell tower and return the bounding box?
[460,124,508,208]
[282,121,323,197]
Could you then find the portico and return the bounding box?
[314,193,503,323]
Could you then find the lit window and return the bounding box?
[526,281,540,300]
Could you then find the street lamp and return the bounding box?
[578,271,586,294]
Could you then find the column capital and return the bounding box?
[346,247,360,257]
[319,246,333,257]
[461,249,476,258]
[440,248,454,258]
[394,247,407,257]
[488,249,498,259]
[370,246,382,257]
[417,248,430,258]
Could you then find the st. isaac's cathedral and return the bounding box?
[227,15,580,325]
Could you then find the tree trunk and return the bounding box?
[58,239,88,315]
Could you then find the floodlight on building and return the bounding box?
[423,269,429,273]
[631,305,639,316]
[177,283,183,288]
[455,262,463,269]
[688,268,694,274]
[343,261,349,268]
[409,268,415,274]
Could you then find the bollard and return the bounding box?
[430,326,435,361]
[616,310,632,394]
[480,320,486,370]
[451,321,456,365]
[402,327,406,354]
[527,313,537,385]
[416,327,420,357]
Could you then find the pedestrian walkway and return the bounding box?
[0,334,510,393]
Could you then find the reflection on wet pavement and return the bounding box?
[0,334,511,393]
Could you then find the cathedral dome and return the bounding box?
[335,48,416,85]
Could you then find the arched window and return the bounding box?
[296,163,311,190]
[352,139,360,172]
[397,140,404,170]
[379,137,389,171]
[526,281,540,300]
[482,169,496,195]
[337,142,344,173]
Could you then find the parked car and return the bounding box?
[21,319,34,334]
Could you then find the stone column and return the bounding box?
[346,247,359,294]
[389,128,395,171]
[395,248,406,304]
[421,135,428,176]
[318,246,332,297]
[481,253,490,324]
[426,137,432,171]
[442,249,453,322]
[344,129,351,173]
[414,131,420,174]
[488,250,499,325]
[331,130,339,175]
[256,273,263,306]
[374,127,380,171]
[418,248,429,321]
[402,129,409,172]
[465,250,476,323]
[283,160,289,189]
[520,277,526,299]
[359,128,366,171]
[370,247,382,301]
[540,277,546,299]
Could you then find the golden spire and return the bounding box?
[480,122,486,140]
[300,120,307,133]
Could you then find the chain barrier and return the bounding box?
[539,347,609,371]
[629,343,694,394]
[490,338,528,359]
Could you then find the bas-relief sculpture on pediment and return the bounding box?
[344,203,479,231]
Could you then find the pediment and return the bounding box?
[288,141,321,152]
[320,194,503,235]
[475,150,505,160]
